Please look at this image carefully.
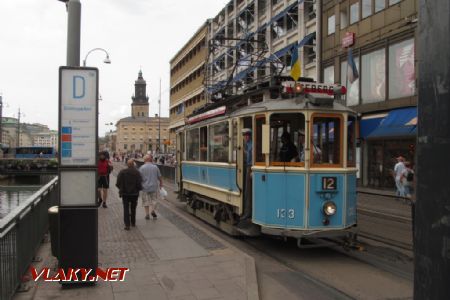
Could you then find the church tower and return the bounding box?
[131,70,149,118]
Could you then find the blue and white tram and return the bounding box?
[176,82,358,243]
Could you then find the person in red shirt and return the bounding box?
[98,151,113,208]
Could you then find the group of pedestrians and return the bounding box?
[98,151,163,231]
[393,155,415,198]
[116,154,163,230]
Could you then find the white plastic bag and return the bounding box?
[159,187,168,199]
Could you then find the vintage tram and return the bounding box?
[175,80,358,244]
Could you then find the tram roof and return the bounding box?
[183,96,355,129]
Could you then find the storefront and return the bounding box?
[360,107,417,189]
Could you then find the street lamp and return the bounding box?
[83,48,111,67]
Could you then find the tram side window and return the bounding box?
[312,116,342,165]
[186,129,199,161]
[209,122,229,163]
[269,113,305,165]
[232,120,238,163]
[347,115,356,167]
[200,127,208,161]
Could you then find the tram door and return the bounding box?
[176,131,184,192]
[240,116,253,219]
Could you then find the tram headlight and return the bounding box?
[323,201,337,216]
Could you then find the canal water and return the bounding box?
[0,176,51,219]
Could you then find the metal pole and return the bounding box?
[17,108,20,148]
[316,0,322,82]
[0,95,3,145]
[158,78,161,153]
[66,0,81,66]
[415,0,450,299]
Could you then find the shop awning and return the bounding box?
[359,113,387,138]
[366,107,417,139]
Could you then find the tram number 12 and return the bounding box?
[322,177,337,190]
[276,209,295,219]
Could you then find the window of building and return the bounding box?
[305,1,316,22]
[209,122,229,163]
[362,48,385,103]
[341,58,360,106]
[186,129,199,161]
[362,0,372,18]
[269,113,305,166]
[375,0,385,12]
[311,115,342,166]
[389,0,401,5]
[389,39,415,99]
[124,144,128,150]
[350,2,359,24]
[286,6,298,31]
[200,126,208,161]
[327,15,335,35]
[324,65,335,84]
[340,6,348,29]
[347,115,357,167]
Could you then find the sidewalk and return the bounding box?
[15,171,259,300]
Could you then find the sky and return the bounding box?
[0,0,226,136]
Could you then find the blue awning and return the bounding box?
[298,32,316,47]
[366,107,417,139]
[360,113,387,138]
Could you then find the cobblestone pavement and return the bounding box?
[14,165,259,300]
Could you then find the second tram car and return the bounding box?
[176,81,358,244]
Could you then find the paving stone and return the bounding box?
[190,287,222,300]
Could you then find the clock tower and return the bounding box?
[131,69,149,117]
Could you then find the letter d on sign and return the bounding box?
[73,76,85,99]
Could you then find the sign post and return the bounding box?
[58,66,98,285]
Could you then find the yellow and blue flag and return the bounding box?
[290,43,301,81]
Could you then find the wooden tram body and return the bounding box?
[175,82,358,242]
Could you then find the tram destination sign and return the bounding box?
[59,67,98,167]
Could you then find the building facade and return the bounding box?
[206,0,319,100]
[115,71,170,154]
[32,131,58,150]
[321,0,417,189]
[169,21,210,149]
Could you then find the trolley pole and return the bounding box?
[415,0,450,298]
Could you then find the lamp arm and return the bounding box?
[83,48,111,66]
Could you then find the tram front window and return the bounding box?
[269,113,305,165]
[311,115,342,166]
[187,129,199,161]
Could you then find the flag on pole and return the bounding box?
[290,43,301,81]
[347,48,359,84]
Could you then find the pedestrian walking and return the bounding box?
[393,156,406,197]
[98,151,113,208]
[116,159,142,230]
[139,154,163,220]
[402,161,415,198]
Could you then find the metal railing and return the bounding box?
[0,177,58,300]
[133,160,176,182]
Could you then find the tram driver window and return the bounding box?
[347,115,357,167]
[269,113,305,165]
[209,122,229,163]
[311,115,342,166]
[186,129,199,161]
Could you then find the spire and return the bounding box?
[138,69,143,79]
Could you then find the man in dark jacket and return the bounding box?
[116,159,142,230]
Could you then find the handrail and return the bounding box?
[0,176,58,234]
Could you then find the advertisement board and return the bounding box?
[59,67,98,167]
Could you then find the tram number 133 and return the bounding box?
[276,209,295,219]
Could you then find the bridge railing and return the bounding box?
[133,160,176,183]
[0,177,58,300]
